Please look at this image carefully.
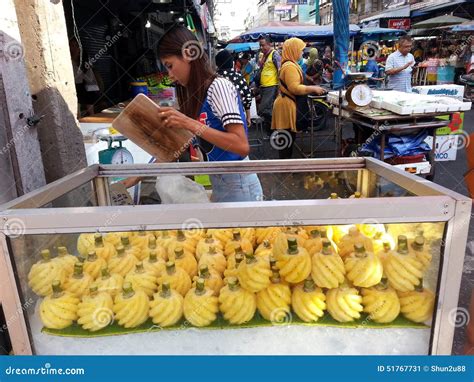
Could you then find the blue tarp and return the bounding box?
[225,42,259,53]
[360,27,406,36]
[233,23,361,42]
[452,21,474,32]
[362,130,431,160]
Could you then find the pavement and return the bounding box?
[248,107,474,355]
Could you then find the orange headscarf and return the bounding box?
[281,37,306,65]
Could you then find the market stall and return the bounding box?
[328,86,472,177]
[0,158,470,355]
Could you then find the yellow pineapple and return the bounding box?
[326,285,363,323]
[94,267,123,297]
[361,281,400,323]
[255,227,281,245]
[372,230,396,254]
[155,230,177,252]
[237,253,272,293]
[53,247,77,276]
[238,227,257,247]
[28,250,66,296]
[224,231,254,258]
[119,235,142,260]
[411,236,432,272]
[219,277,256,324]
[113,282,149,328]
[254,240,273,261]
[40,281,79,329]
[311,240,345,289]
[142,250,166,277]
[83,251,107,279]
[275,238,312,284]
[124,262,158,298]
[256,271,291,322]
[337,226,374,258]
[196,234,224,260]
[139,236,167,262]
[108,245,138,277]
[206,229,233,247]
[149,282,184,327]
[195,264,223,296]
[398,284,435,323]
[272,229,308,259]
[198,245,227,275]
[304,229,324,255]
[223,251,245,281]
[77,286,114,331]
[385,236,424,292]
[169,246,198,278]
[92,233,116,261]
[167,230,197,258]
[77,233,95,257]
[130,230,156,253]
[183,278,219,327]
[292,278,326,322]
[157,261,192,297]
[64,263,93,297]
[344,244,383,288]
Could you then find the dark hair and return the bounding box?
[215,50,234,71]
[258,35,272,44]
[241,52,250,60]
[399,35,412,44]
[157,26,216,119]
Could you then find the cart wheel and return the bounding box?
[426,151,435,181]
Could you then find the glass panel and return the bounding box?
[109,169,414,206]
[8,221,443,355]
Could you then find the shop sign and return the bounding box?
[287,0,308,4]
[388,18,410,30]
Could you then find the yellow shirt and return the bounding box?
[261,50,279,87]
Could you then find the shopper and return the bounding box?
[256,36,281,137]
[123,26,263,202]
[322,46,334,82]
[239,53,254,85]
[385,35,415,92]
[305,48,324,86]
[271,38,326,159]
[215,50,253,128]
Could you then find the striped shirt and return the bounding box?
[218,69,253,111]
[386,50,414,93]
[206,77,244,126]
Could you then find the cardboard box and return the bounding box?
[424,135,459,161]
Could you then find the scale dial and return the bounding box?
[346,84,373,107]
[110,148,134,165]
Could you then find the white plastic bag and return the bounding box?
[156,175,210,204]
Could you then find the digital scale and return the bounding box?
[98,135,134,165]
[345,72,373,108]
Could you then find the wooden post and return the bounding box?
[0,0,46,203]
[13,0,88,207]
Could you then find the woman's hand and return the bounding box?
[309,86,327,96]
[158,107,200,134]
[121,176,142,189]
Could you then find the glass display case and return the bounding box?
[0,158,470,355]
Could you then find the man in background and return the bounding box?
[385,35,415,92]
[256,36,281,137]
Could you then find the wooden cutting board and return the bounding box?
[112,94,194,163]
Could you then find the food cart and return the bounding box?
[0,158,470,355]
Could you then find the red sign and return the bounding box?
[388,18,411,30]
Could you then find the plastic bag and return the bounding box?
[156,175,210,204]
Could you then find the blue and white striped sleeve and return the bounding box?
[207,78,244,127]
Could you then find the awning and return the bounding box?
[225,42,259,53]
[412,15,469,29]
[360,5,410,23]
[411,0,468,17]
[452,20,474,32]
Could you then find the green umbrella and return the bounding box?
[412,15,469,29]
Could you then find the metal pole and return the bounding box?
[314,0,320,25]
[333,0,349,89]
